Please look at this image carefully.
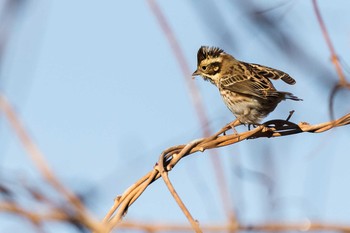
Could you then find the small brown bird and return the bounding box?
[192,46,302,124]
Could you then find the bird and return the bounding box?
[192,46,302,125]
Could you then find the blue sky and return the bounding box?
[1,0,350,232]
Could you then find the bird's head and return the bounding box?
[192,46,225,84]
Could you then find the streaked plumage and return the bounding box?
[192,46,302,124]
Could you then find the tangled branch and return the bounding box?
[103,113,350,232]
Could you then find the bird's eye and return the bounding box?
[201,66,207,70]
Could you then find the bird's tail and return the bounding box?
[279,91,303,101]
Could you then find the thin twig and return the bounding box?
[157,153,202,233]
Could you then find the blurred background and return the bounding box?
[0,0,350,232]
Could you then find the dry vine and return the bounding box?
[103,113,350,232]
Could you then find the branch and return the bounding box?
[104,113,350,231]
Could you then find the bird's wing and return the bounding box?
[220,62,280,99]
[249,63,296,85]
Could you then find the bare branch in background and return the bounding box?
[118,220,350,233]
[311,0,350,120]
[0,95,106,233]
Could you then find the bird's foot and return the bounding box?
[247,123,261,130]
[221,119,240,136]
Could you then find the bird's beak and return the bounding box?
[192,69,200,79]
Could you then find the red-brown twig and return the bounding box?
[312,0,346,84]
[312,0,350,120]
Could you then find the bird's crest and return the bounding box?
[197,46,224,64]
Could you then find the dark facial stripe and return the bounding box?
[206,62,221,75]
